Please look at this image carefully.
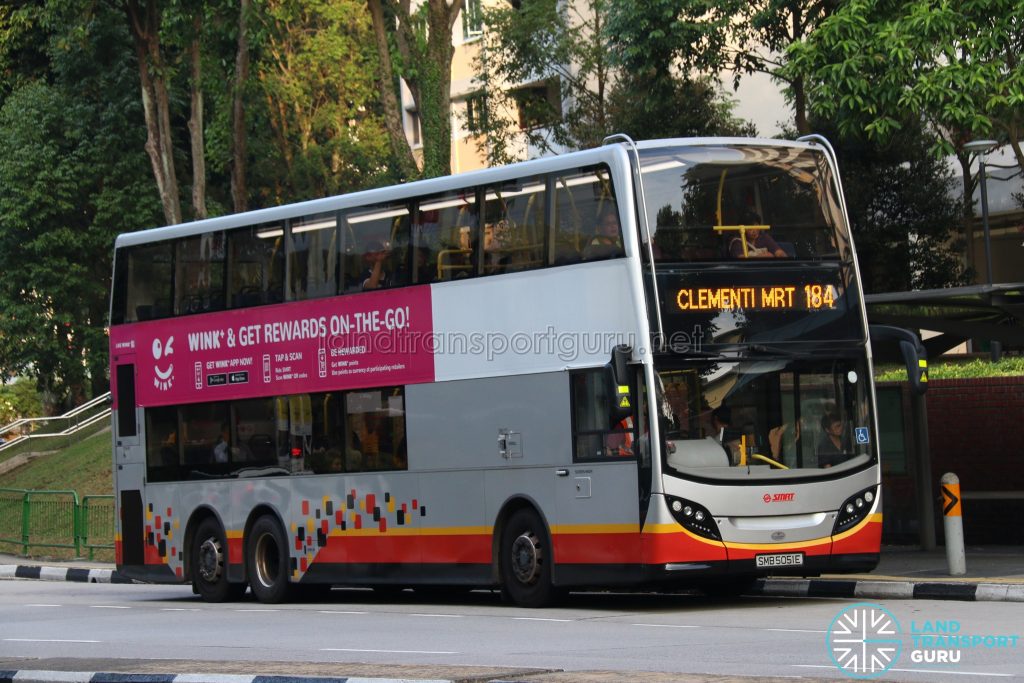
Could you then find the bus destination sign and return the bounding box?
[675,283,837,312]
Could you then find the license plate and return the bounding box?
[755,552,804,568]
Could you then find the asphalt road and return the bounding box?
[1,580,1021,681]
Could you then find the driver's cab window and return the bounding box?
[571,369,635,461]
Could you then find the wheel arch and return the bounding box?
[490,495,553,584]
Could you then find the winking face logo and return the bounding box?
[152,336,175,391]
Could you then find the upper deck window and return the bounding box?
[175,233,226,315]
[118,241,174,323]
[228,223,285,308]
[638,146,850,264]
[288,212,338,301]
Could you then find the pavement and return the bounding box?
[1,545,1022,683]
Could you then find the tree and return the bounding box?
[250,0,392,202]
[473,0,752,164]
[788,120,968,293]
[605,0,835,136]
[786,0,1024,170]
[474,0,615,161]
[0,9,161,409]
[367,0,463,179]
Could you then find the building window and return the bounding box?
[463,0,483,39]
[406,108,421,146]
[514,79,562,130]
[465,93,487,133]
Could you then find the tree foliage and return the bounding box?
[816,121,969,293]
[473,0,753,164]
[605,0,835,135]
[250,0,392,202]
[0,8,161,410]
[786,0,1024,170]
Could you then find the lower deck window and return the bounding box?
[145,387,406,482]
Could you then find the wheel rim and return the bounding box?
[198,536,223,583]
[510,530,542,585]
[253,531,281,589]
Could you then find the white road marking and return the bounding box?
[317,610,367,615]
[26,604,61,607]
[795,665,1013,677]
[321,648,457,654]
[160,608,201,611]
[4,638,100,643]
[88,605,130,609]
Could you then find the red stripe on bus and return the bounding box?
[831,518,882,555]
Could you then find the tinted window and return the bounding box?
[228,223,285,307]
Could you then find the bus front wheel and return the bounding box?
[191,518,246,602]
[499,509,559,608]
[247,515,292,603]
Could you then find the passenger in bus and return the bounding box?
[361,240,393,290]
[582,206,624,260]
[703,405,741,464]
[817,413,847,467]
[728,227,788,258]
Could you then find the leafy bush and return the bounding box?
[875,357,1024,382]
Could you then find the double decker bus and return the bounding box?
[109,136,888,606]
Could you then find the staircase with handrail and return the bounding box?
[0,392,112,465]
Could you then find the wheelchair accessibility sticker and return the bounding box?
[855,427,870,445]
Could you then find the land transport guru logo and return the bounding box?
[827,603,902,678]
[827,603,1020,678]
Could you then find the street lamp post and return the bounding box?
[963,139,998,286]
[963,139,1000,360]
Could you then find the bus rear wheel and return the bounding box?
[191,518,246,602]
[499,509,559,608]
[247,515,292,604]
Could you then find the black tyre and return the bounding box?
[499,508,559,608]
[191,518,246,602]
[247,515,292,604]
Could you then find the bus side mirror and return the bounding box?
[869,325,928,395]
[900,339,928,395]
[606,344,634,421]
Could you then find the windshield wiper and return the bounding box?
[744,344,813,359]
[663,344,731,360]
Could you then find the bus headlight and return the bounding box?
[665,495,721,541]
[833,486,878,535]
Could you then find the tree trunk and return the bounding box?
[231,0,250,213]
[367,0,420,181]
[125,0,182,226]
[188,13,207,221]
[418,0,459,178]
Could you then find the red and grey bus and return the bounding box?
[110,136,890,606]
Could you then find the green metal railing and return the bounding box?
[0,488,115,560]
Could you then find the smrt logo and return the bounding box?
[763,492,795,503]
[152,336,175,391]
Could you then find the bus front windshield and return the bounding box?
[657,357,874,480]
[638,144,850,263]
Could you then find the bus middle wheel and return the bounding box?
[247,515,292,604]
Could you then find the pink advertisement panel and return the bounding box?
[110,286,435,408]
